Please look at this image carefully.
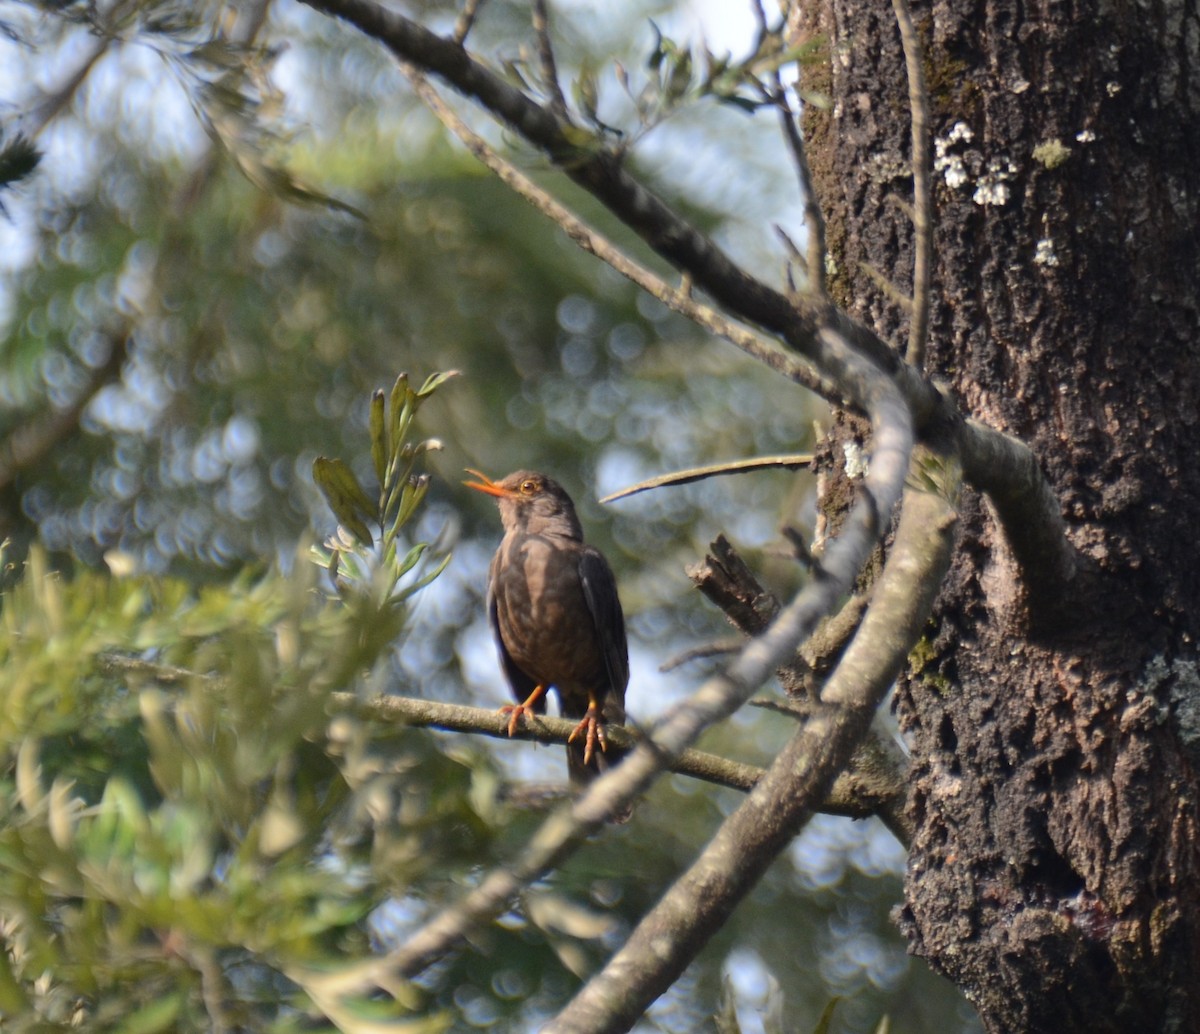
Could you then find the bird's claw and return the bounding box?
[499,685,549,737]
[568,712,608,766]
[499,703,536,737]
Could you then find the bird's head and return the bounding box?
[464,469,584,540]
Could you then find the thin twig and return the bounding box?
[24,38,110,138]
[599,453,813,504]
[191,945,231,1034]
[749,0,770,51]
[658,639,742,672]
[531,0,569,119]
[452,0,484,45]
[773,224,808,278]
[773,71,827,296]
[96,646,904,823]
[859,260,914,311]
[892,0,933,368]
[96,653,203,685]
[344,689,896,825]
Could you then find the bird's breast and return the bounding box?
[492,533,607,692]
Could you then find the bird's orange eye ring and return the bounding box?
[520,479,538,494]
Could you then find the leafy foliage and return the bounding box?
[311,371,456,613]
[0,481,467,1029]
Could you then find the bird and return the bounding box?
[464,469,629,793]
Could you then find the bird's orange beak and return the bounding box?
[464,468,519,499]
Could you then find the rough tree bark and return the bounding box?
[796,0,1200,1030]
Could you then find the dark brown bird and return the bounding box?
[465,469,628,790]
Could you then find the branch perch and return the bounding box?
[329,691,908,832]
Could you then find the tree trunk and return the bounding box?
[795,0,1200,1029]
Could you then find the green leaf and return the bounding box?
[415,369,460,398]
[392,551,452,605]
[369,388,388,488]
[665,49,693,105]
[312,457,376,547]
[389,372,414,460]
[0,946,31,1015]
[395,542,429,579]
[392,474,431,533]
[502,58,533,91]
[646,20,667,71]
[714,93,765,114]
[811,996,842,1034]
[574,62,600,123]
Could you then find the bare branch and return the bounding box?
[98,645,906,827]
[859,260,914,311]
[658,639,741,671]
[960,417,1077,620]
[892,0,933,368]
[530,0,569,119]
[452,0,484,45]
[686,535,907,841]
[773,223,807,279]
[333,689,908,828]
[24,38,110,138]
[598,453,812,503]
[549,441,960,1034]
[331,691,771,795]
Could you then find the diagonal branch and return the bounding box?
[403,69,843,401]
[530,0,569,119]
[772,73,827,297]
[100,653,908,831]
[549,439,961,1034]
[299,0,914,409]
[685,535,909,842]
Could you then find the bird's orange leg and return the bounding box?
[567,694,608,766]
[499,684,548,737]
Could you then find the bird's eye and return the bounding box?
[520,479,538,494]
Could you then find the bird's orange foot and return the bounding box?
[498,702,538,737]
[498,684,548,737]
[567,707,608,766]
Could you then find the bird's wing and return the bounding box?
[578,548,630,706]
[487,575,541,708]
